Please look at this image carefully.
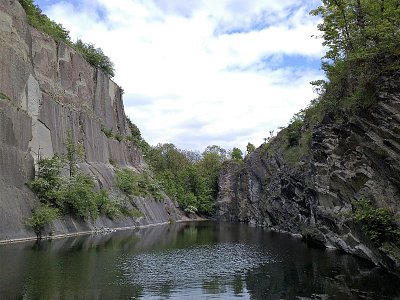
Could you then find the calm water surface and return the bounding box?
[0,221,399,299]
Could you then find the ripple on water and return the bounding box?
[117,242,278,290]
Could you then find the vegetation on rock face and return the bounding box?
[18,0,115,77]
[27,138,140,238]
[353,198,400,245]
[310,0,400,114]
[246,143,256,156]
[115,168,163,199]
[75,40,115,77]
[279,0,400,166]
[25,206,58,239]
[18,0,70,42]
[126,117,151,154]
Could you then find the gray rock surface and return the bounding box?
[0,0,182,241]
[216,72,400,274]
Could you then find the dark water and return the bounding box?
[0,222,400,299]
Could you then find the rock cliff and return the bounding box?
[0,0,181,241]
[216,72,400,274]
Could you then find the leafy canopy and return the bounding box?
[310,0,400,109]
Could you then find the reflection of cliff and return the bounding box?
[1,222,399,299]
[0,0,181,241]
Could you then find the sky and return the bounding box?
[34,0,325,152]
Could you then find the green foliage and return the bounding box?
[115,133,124,142]
[0,91,10,101]
[29,155,65,203]
[65,131,84,176]
[96,189,121,219]
[246,142,256,156]
[19,0,70,42]
[119,206,144,218]
[74,39,115,77]
[353,198,400,245]
[145,143,226,215]
[283,129,312,167]
[101,125,114,138]
[115,168,163,199]
[310,0,400,114]
[28,139,133,222]
[126,117,151,154]
[286,111,305,147]
[25,206,58,239]
[184,205,198,215]
[55,173,100,220]
[230,148,243,161]
[18,1,115,77]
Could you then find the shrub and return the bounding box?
[101,125,114,138]
[25,206,58,239]
[28,139,125,222]
[96,189,121,219]
[56,173,100,220]
[115,168,163,199]
[184,204,198,215]
[74,40,115,77]
[19,0,70,42]
[18,1,115,77]
[116,169,138,195]
[353,198,400,245]
[115,133,124,142]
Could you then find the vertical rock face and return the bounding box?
[0,0,181,241]
[216,73,400,274]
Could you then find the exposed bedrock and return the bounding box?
[216,73,400,275]
[0,0,181,241]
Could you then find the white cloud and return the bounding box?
[45,0,324,152]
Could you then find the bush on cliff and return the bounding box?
[18,0,115,77]
[310,0,400,114]
[75,40,115,78]
[353,198,400,245]
[115,168,163,199]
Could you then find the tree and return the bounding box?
[25,206,58,239]
[203,145,228,161]
[145,143,226,215]
[230,148,243,161]
[65,131,84,177]
[311,0,400,108]
[246,143,256,155]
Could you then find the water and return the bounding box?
[0,221,399,299]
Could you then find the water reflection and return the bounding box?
[0,222,399,299]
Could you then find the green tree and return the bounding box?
[25,206,58,239]
[230,148,243,161]
[311,0,400,109]
[145,143,226,215]
[246,142,256,155]
[65,131,84,177]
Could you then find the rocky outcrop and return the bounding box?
[0,0,181,241]
[216,73,400,274]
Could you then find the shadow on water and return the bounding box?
[0,221,399,299]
